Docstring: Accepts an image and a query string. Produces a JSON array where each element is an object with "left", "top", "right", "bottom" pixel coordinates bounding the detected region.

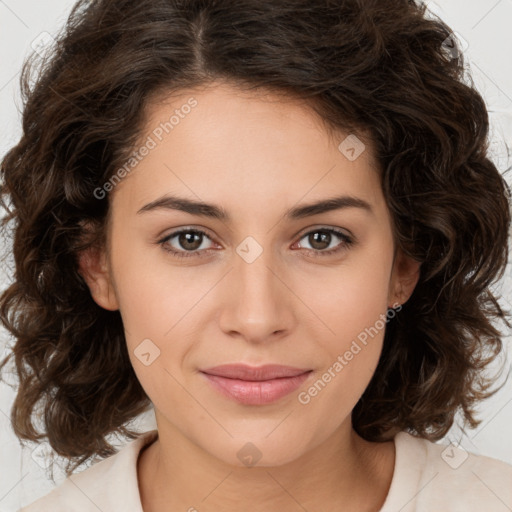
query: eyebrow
[{"left": 136, "top": 194, "right": 373, "bottom": 220}]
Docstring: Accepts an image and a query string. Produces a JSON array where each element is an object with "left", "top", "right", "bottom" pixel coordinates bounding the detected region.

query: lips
[
  {"left": 201, "top": 364, "right": 311, "bottom": 381},
  {"left": 200, "top": 364, "right": 313, "bottom": 405}
]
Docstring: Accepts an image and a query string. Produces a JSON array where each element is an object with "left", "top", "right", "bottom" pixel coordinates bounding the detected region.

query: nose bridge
[
  {"left": 237, "top": 238, "right": 275, "bottom": 297},
  {"left": 219, "top": 235, "right": 293, "bottom": 339},
  {"left": 234, "top": 235, "right": 280, "bottom": 310}
]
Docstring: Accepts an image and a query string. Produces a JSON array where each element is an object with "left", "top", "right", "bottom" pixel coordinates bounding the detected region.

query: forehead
[
  {"left": 110, "top": 81, "right": 383, "bottom": 217},
  {"left": 139, "top": 79, "right": 375, "bottom": 158}
]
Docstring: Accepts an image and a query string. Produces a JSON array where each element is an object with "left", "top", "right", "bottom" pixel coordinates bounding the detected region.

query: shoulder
[
  {"left": 18, "top": 430, "right": 158, "bottom": 512},
  {"left": 380, "top": 431, "right": 512, "bottom": 512}
]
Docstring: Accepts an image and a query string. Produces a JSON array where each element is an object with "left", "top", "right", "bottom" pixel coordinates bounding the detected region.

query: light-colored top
[{"left": 19, "top": 429, "right": 512, "bottom": 511}]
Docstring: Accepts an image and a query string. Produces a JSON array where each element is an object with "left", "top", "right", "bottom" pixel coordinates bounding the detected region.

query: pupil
[
  {"left": 310, "top": 231, "right": 330, "bottom": 250},
  {"left": 180, "top": 232, "right": 201, "bottom": 250}
]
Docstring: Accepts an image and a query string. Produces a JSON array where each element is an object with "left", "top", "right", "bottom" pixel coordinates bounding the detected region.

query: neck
[{"left": 137, "top": 419, "right": 395, "bottom": 512}]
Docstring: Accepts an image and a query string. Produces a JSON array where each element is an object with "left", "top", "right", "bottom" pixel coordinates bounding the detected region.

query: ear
[
  {"left": 77, "top": 245, "right": 119, "bottom": 311},
  {"left": 388, "top": 247, "right": 421, "bottom": 308}
]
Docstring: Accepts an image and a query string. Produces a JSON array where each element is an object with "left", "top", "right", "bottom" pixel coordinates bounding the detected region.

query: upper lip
[{"left": 201, "top": 364, "right": 311, "bottom": 381}]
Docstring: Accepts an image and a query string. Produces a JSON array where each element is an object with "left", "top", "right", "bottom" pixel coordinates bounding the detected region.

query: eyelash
[{"left": 157, "top": 227, "right": 354, "bottom": 259}]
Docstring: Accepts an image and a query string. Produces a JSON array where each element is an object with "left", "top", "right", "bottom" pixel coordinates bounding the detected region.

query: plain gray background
[{"left": 1, "top": 1, "right": 512, "bottom": 510}]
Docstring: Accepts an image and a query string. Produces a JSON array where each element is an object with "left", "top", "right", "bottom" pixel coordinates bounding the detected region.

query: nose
[{"left": 217, "top": 240, "right": 296, "bottom": 344}]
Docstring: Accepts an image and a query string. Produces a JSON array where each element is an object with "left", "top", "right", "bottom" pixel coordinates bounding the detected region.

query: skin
[{"left": 79, "top": 81, "right": 421, "bottom": 512}]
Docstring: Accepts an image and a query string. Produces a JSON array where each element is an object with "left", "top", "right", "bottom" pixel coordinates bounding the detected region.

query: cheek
[
  {"left": 294, "top": 267, "right": 392, "bottom": 435},
  {"left": 109, "top": 239, "right": 217, "bottom": 382},
  {"left": 303, "top": 245, "right": 393, "bottom": 348},
  {"left": 109, "top": 228, "right": 195, "bottom": 333},
  {"left": 296, "top": 241, "right": 393, "bottom": 405}
]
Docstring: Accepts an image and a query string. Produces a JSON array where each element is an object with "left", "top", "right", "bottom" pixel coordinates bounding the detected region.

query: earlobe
[{"left": 77, "top": 246, "right": 119, "bottom": 311}]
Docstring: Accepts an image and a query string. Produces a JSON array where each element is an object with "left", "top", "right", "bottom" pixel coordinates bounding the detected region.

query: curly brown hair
[{"left": 1, "top": 0, "right": 511, "bottom": 479}]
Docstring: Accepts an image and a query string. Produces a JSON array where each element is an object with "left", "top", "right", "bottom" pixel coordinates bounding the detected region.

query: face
[{"left": 80, "top": 81, "right": 420, "bottom": 468}]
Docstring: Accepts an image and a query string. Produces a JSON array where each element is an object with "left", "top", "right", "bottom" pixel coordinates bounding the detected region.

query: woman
[{"left": 1, "top": 0, "right": 511, "bottom": 510}]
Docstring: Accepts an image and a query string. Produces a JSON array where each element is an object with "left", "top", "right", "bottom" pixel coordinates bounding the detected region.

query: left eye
[
  {"left": 158, "top": 227, "right": 354, "bottom": 259},
  {"left": 295, "top": 228, "right": 353, "bottom": 254}
]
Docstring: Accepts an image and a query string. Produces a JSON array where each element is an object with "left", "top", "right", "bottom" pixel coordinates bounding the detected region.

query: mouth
[{"left": 200, "top": 364, "right": 313, "bottom": 405}]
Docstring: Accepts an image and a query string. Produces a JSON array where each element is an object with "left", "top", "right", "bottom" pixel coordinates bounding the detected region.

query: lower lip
[{"left": 201, "top": 371, "right": 312, "bottom": 405}]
